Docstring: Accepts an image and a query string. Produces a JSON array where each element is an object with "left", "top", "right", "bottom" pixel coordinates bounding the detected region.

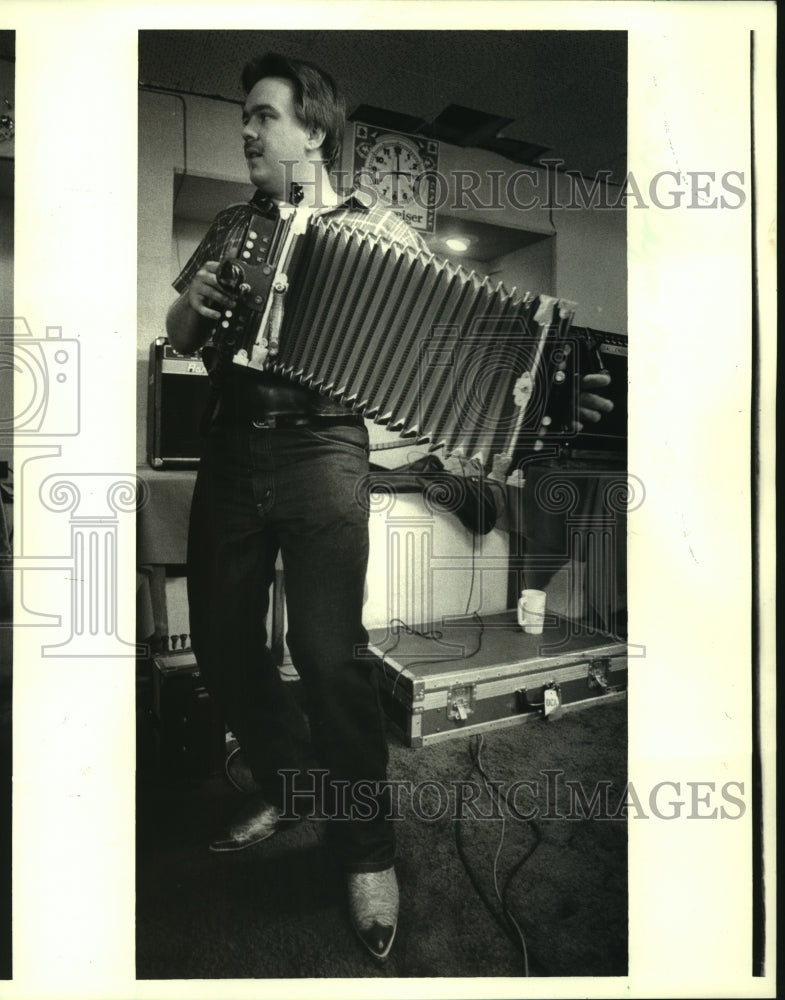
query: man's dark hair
[{"left": 241, "top": 52, "right": 346, "bottom": 172}]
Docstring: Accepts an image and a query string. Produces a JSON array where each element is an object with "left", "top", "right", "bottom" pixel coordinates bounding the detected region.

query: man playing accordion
[{"left": 166, "top": 51, "right": 612, "bottom": 962}]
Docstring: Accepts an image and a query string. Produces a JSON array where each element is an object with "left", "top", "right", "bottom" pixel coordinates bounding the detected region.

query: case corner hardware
[{"left": 588, "top": 657, "right": 625, "bottom": 694}]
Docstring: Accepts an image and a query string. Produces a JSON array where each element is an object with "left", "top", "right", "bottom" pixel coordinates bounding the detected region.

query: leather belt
[
  {"left": 212, "top": 399, "right": 363, "bottom": 431},
  {"left": 248, "top": 413, "right": 364, "bottom": 431},
  {"left": 212, "top": 371, "right": 360, "bottom": 430}
]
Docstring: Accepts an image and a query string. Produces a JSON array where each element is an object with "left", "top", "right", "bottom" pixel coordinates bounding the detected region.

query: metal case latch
[
  {"left": 447, "top": 684, "right": 476, "bottom": 722},
  {"left": 588, "top": 658, "right": 611, "bottom": 691}
]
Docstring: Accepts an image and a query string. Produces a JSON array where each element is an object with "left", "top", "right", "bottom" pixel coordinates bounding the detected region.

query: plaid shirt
[{"left": 173, "top": 189, "right": 429, "bottom": 294}]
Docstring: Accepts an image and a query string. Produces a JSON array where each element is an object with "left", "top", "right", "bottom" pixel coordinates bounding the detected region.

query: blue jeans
[{"left": 187, "top": 419, "right": 394, "bottom": 872}]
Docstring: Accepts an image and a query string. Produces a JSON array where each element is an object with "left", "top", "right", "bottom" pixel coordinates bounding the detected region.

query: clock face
[
  {"left": 363, "top": 135, "right": 426, "bottom": 210},
  {"left": 353, "top": 124, "right": 439, "bottom": 232}
]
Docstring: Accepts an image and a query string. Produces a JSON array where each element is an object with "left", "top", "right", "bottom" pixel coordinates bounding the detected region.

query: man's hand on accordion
[
  {"left": 167, "top": 260, "right": 239, "bottom": 355},
  {"left": 575, "top": 371, "right": 614, "bottom": 433},
  {"left": 187, "top": 260, "right": 237, "bottom": 321}
]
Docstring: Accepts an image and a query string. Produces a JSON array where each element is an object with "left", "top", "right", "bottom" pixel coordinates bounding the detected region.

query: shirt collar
[
  {"left": 338, "top": 188, "right": 374, "bottom": 211},
  {"left": 249, "top": 187, "right": 372, "bottom": 217}
]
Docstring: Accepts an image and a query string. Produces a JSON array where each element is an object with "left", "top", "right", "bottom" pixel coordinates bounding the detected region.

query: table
[{"left": 136, "top": 467, "right": 196, "bottom": 644}]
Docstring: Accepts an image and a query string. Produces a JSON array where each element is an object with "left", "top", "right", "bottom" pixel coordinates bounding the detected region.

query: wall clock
[{"left": 352, "top": 123, "right": 439, "bottom": 233}]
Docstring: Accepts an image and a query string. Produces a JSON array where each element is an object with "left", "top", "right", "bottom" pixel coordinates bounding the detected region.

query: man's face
[{"left": 242, "top": 76, "right": 315, "bottom": 199}]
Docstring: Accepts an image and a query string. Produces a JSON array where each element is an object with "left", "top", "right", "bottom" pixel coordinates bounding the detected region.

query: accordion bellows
[{"left": 221, "top": 216, "right": 577, "bottom": 465}]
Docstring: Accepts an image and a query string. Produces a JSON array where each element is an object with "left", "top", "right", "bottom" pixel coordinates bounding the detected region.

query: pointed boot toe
[{"left": 348, "top": 867, "right": 399, "bottom": 961}]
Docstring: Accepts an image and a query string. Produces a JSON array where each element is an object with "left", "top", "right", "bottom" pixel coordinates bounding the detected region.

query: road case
[{"left": 368, "top": 609, "right": 626, "bottom": 747}]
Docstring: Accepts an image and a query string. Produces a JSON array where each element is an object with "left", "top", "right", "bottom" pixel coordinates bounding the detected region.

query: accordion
[{"left": 209, "top": 206, "right": 588, "bottom": 468}]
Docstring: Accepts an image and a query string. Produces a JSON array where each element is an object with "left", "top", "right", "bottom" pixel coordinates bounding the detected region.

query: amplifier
[
  {"left": 150, "top": 649, "right": 225, "bottom": 779},
  {"left": 146, "top": 337, "right": 211, "bottom": 469},
  {"left": 572, "top": 329, "right": 627, "bottom": 454}
]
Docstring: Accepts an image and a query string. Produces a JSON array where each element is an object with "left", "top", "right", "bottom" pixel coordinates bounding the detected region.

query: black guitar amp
[
  {"left": 569, "top": 329, "right": 627, "bottom": 455},
  {"left": 146, "top": 337, "right": 212, "bottom": 469},
  {"left": 149, "top": 648, "right": 225, "bottom": 779}
]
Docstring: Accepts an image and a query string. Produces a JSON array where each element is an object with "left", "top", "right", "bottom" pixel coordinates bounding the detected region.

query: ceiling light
[{"left": 444, "top": 237, "right": 470, "bottom": 253}]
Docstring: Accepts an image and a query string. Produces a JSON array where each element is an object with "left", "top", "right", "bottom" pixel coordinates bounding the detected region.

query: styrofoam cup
[{"left": 518, "top": 589, "right": 546, "bottom": 635}]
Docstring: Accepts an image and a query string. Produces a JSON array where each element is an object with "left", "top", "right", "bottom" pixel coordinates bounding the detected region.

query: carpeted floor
[{"left": 136, "top": 692, "right": 627, "bottom": 979}]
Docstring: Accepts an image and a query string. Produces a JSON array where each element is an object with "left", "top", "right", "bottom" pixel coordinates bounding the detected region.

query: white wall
[
  {"left": 365, "top": 492, "right": 509, "bottom": 628},
  {"left": 489, "top": 239, "right": 555, "bottom": 303},
  {"left": 551, "top": 172, "right": 627, "bottom": 333}
]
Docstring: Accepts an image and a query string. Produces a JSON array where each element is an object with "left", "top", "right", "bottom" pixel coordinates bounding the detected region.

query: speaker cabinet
[
  {"left": 573, "top": 329, "right": 627, "bottom": 454},
  {"left": 146, "top": 337, "right": 212, "bottom": 469},
  {"left": 149, "top": 648, "right": 225, "bottom": 779}
]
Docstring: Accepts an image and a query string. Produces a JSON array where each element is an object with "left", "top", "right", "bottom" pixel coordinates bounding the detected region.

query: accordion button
[
  {"left": 249, "top": 231, "right": 258, "bottom": 239},
  {"left": 243, "top": 251, "right": 251, "bottom": 259}
]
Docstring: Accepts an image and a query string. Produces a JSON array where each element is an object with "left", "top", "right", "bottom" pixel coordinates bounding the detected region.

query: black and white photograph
[
  {"left": 0, "top": 2, "right": 777, "bottom": 998},
  {"left": 0, "top": 27, "right": 13, "bottom": 987},
  {"left": 133, "top": 28, "right": 629, "bottom": 979}
]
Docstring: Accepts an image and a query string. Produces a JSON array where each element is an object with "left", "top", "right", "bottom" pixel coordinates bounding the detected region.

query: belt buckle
[{"left": 251, "top": 416, "right": 276, "bottom": 430}]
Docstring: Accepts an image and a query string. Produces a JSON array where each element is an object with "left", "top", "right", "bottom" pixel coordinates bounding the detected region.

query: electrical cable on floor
[
  {"left": 452, "top": 780, "right": 524, "bottom": 968},
  {"left": 473, "top": 736, "right": 549, "bottom": 976},
  {"left": 474, "top": 734, "right": 531, "bottom": 975},
  {"left": 452, "top": 735, "right": 549, "bottom": 976},
  {"left": 500, "top": 814, "right": 542, "bottom": 945},
  {"left": 224, "top": 743, "right": 245, "bottom": 793}
]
